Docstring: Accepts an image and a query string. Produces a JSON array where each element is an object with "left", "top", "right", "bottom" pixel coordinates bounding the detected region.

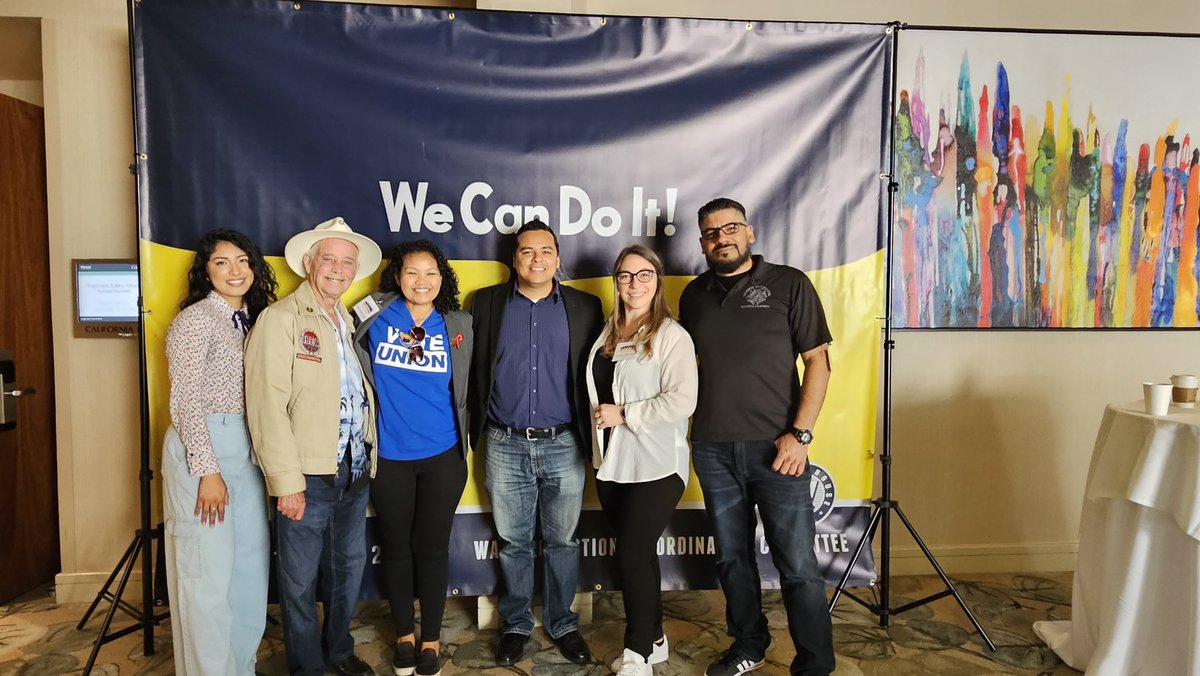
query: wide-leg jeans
[{"left": 162, "top": 416, "right": 269, "bottom": 676}]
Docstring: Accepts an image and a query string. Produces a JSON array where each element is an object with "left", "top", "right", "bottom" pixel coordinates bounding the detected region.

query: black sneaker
[
  {"left": 705, "top": 649, "right": 764, "bottom": 676},
  {"left": 329, "top": 654, "right": 373, "bottom": 676},
  {"left": 416, "top": 647, "right": 441, "bottom": 676},
  {"left": 392, "top": 642, "right": 416, "bottom": 676}
]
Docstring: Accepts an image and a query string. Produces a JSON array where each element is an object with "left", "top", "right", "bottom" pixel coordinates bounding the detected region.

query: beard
[{"left": 706, "top": 244, "right": 751, "bottom": 274}]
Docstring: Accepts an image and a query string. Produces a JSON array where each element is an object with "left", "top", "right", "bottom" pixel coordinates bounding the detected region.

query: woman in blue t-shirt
[{"left": 353, "top": 239, "right": 473, "bottom": 676}]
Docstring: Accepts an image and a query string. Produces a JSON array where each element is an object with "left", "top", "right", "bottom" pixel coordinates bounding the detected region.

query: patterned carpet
[{"left": 0, "top": 573, "right": 1079, "bottom": 675}]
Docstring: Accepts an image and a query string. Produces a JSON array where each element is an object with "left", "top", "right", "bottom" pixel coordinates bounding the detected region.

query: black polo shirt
[{"left": 679, "top": 255, "right": 832, "bottom": 442}]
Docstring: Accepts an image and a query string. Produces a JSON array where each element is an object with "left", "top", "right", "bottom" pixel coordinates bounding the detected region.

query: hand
[
  {"left": 194, "top": 474, "right": 229, "bottom": 527},
  {"left": 277, "top": 492, "right": 306, "bottom": 521},
  {"left": 593, "top": 404, "right": 624, "bottom": 430},
  {"left": 772, "top": 433, "right": 809, "bottom": 476}
]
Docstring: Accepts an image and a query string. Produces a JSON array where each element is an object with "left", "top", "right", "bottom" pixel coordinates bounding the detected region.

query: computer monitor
[{"left": 72, "top": 259, "right": 139, "bottom": 338}]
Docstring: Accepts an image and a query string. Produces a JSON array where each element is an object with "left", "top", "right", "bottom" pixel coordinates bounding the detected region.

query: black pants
[
  {"left": 370, "top": 447, "right": 467, "bottom": 639},
  {"left": 595, "top": 474, "right": 686, "bottom": 659}
]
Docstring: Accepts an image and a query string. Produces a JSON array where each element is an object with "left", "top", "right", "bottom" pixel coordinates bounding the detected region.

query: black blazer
[{"left": 468, "top": 280, "right": 604, "bottom": 452}]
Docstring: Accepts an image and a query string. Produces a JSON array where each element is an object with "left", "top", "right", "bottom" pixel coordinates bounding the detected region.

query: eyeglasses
[
  {"left": 616, "top": 269, "right": 656, "bottom": 285},
  {"left": 404, "top": 326, "right": 426, "bottom": 361},
  {"left": 699, "top": 222, "right": 747, "bottom": 242}
]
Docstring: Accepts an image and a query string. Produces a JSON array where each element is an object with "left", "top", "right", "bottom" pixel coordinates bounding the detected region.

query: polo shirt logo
[{"left": 742, "top": 284, "right": 771, "bottom": 308}]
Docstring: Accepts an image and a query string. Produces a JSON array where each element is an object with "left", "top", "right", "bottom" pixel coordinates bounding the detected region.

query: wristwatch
[{"left": 790, "top": 427, "right": 814, "bottom": 445}]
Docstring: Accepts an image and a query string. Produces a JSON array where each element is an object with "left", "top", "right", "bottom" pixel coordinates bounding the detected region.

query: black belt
[{"left": 490, "top": 419, "right": 574, "bottom": 441}]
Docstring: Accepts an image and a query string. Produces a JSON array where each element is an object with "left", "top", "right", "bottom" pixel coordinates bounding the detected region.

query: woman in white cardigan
[{"left": 586, "top": 244, "right": 698, "bottom": 676}]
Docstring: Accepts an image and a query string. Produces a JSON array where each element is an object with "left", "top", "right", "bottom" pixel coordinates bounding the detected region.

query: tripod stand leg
[
  {"left": 893, "top": 503, "right": 997, "bottom": 651},
  {"left": 82, "top": 531, "right": 143, "bottom": 675},
  {"left": 829, "top": 502, "right": 884, "bottom": 611},
  {"left": 76, "top": 534, "right": 140, "bottom": 630}
]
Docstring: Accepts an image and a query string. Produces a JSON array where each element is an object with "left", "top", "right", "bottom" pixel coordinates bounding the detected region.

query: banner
[{"left": 133, "top": 0, "right": 888, "bottom": 591}]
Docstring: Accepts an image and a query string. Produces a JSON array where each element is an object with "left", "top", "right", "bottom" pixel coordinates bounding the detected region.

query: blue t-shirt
[{"left": 367, "top": 301, "right": 457, "bottom": 460}]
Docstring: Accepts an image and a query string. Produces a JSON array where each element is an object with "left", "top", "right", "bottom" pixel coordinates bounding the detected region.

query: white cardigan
[{"left": 584, "top": 317, "right": 698, "bottom": 485}]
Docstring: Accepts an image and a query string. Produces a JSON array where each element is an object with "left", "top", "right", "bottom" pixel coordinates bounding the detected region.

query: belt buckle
[{"left": 525, "top": 427, "right": 537, "bottom": 441}]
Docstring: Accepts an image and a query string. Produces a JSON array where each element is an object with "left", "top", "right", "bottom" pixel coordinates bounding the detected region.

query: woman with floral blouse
[{"left": 162, "top": 229, "right": 277, "bottom": 675}]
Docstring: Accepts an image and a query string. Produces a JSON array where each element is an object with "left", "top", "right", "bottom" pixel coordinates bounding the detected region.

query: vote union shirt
[{"left": 367, "top": 301, "right": 457, "bottom": 460}]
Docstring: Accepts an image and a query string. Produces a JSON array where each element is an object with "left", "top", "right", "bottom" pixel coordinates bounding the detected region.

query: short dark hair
[
  {"left": 181, "top": 228, "right": 278, "bottom": 324},
  {"left": 515, "top": 218, "right": 559, "bottom": 253},
  {"left": 379, "top": 239, "right": 462, "bottom": 313},
  {"left": 697, "top": 197, "right": 747, "bottom": 225}
]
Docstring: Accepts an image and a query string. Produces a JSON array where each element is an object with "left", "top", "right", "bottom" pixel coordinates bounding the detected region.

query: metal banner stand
[{"left": 827, "top": 23, "right": 996, "bottom": 652}]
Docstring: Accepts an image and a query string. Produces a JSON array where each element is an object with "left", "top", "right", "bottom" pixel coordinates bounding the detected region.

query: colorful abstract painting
[{"left": 894, "top": 30, "right": 1200, "bottom": 328}]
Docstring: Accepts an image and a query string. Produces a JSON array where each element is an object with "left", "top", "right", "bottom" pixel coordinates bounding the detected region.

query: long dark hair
[
  {"left": 180, "top": 229, "right": 278, "bottom": 324},
  {"left": 379, "top": 239, "right": 461, "bottom": 313}
]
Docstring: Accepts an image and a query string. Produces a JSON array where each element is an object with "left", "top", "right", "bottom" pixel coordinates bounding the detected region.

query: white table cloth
[{"left": 1034, "top": 400, "right": 1200, "bottom": 675}]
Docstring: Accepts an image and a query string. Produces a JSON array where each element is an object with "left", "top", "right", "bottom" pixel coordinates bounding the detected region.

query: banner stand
[
  {"left": 74, "top": 3, "right": 171, "bottom": 673},
  {"left": 826, "top": 22, "right": 996, "bottom": 652}
]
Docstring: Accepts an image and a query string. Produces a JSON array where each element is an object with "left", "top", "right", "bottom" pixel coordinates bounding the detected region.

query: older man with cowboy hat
[{"left": 245, "top": 217, "right": 382, "bottom": 676}]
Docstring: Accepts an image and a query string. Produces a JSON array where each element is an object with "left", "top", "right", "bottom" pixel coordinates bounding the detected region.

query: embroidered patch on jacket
[{"left": 299, "top": 329, "right": 321, "bottom": 354}]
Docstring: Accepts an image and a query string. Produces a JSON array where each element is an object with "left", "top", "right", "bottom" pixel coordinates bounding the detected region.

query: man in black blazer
[{"left": 469, "top": 220, "right": 603, "bottom": 666}]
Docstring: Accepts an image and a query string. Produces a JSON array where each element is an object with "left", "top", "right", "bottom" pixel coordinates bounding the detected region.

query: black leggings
[
  {"left": 595, "top": 474, "right": 686, "bottom": 659},
  {"left": 370, "top": 447, "right": 467, "bottom": 639}
]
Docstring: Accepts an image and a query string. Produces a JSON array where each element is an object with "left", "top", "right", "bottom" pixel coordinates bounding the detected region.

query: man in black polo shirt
[
  {"left": 468, "top": 219, "right": 604, "bottom": 667},
  {"left": 679, "top": 197, "right": 834, "bottom": 676}
]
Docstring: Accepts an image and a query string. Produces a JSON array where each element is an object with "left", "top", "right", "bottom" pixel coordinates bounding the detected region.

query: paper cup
[
  {"left": 1145, "top": 382, "right": 1173, "bottom": 415},
  {"left": 1171, "top": 374, "right": 1199, "bottom": 408}
]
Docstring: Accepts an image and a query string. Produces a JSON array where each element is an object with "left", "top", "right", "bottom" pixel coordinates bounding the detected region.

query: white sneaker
[
  {"left": 610, "top": 635, "right": 668, "bottom": 672},
  {"left": 614, "top": 648, "right": 652, "bottom": 676}
]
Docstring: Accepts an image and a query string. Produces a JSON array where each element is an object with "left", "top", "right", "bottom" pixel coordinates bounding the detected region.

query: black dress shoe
[
  {"left": 495, "top": 632, "right": 529, "bottom": 666},
  {"left": 329, "top": 653, "right": 373, "bottom": 676},
  {"left": 551, "top": 630, "right": 592, "bottom": 664}
]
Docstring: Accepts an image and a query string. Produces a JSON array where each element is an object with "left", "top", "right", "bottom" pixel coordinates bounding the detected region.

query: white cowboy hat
[{"left": 284, "top": 216, "right": 382, "bottom": 281}]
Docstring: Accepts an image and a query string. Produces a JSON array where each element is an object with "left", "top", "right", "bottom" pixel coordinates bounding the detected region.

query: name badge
[
  {"left": 353, "top": 295, "right": 381, "bottom": 323},
  {"left": 613, "top": 341, "right": 638, "bottom": 361}
]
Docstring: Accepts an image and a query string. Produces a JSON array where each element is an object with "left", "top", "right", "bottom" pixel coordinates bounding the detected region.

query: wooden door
[{"left": 0, "top": 92, "right": 59, "bottom": 603}]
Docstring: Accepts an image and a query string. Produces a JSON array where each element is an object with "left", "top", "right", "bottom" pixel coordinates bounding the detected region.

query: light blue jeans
[
  {"left": 483, "top": 423, "right": 585, "bottom": 638},
  {"left": 162, "top": 415, "right": 269, "bottom": 676}
]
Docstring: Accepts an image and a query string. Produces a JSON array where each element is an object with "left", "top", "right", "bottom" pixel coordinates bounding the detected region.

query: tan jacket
[{"left": 245, "top": 282, "right": 377, "bottom": 496}]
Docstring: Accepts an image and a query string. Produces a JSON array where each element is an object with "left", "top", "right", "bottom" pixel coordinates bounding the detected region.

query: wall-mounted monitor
[{"left": 72, "top": 259, "right": 139, "bottom": 338}]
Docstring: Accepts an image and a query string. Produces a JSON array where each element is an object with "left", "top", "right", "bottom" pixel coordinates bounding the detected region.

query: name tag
[
  {"left": 613, "top": 341, "right": 638, "bottom": 361},
  {"left": 352, "top": 295, "right": 381, "bottom": 323}
]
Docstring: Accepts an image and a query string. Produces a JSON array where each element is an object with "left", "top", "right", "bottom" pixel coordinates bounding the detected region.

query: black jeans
[
  {"left": 370, "top": 447, "right": 467, "bottom": 639},
  {"left": 595, "top": 474, "right": 685, "bottom": 659}
]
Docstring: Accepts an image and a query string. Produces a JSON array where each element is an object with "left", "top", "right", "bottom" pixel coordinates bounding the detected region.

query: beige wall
[{"left": 2, "top": 0, "right": 1197, "bottom": 602}]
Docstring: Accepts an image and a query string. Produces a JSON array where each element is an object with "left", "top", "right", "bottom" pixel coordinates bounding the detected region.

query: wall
[{"left": 0, "top": 0, "right": 1196, "bottom": 603}]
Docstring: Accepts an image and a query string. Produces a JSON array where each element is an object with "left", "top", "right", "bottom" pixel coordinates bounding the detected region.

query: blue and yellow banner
[{"left": 133, "top": 0, "right": 890, "bottom": 589}]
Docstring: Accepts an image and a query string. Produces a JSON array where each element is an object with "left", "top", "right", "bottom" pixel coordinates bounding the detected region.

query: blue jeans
[
  {"left": 484, "top": 423, "right": 585, "bottom": 638},
  {"left": 274, "top": 466, "right": 370, "bottom": 676},
  {"left": 693, "top": 440, "right": 834, "bottom": 676},
  {"left": 162, "top": 417, "right": 269, "bottom": 675}
]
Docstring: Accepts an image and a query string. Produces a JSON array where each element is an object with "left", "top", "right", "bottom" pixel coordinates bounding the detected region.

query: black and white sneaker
[
  {"left": 705, "top": 649, "right": 764, "bottom": 676},
  {"left": 392, "top": 642, "right": 416, "bottom": 676}
]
